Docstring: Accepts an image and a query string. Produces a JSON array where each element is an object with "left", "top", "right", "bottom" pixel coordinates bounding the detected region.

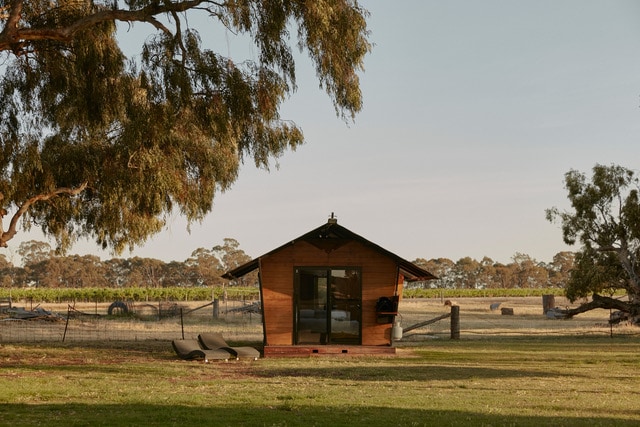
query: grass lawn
[{"left": 1, "top": 337, "right": 639, "bottom": 426}]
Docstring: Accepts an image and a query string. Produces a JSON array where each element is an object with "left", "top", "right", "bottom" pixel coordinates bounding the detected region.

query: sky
[{"left": 10, "top": 0, "right": 640, "bottom": 266}]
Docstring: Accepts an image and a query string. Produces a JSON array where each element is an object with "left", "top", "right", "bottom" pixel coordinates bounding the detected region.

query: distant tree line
[
  {"left": 411, "top": 252, "right": 575, "bottom": 290},
  {"left": 0, "top": 238, "right": 257, "bottom": 288},
  {"left": 0, "top": 237, "right": 574, "bottom": 290}
]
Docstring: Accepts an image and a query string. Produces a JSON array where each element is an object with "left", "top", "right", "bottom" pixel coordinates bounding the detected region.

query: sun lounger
[
  {"left": 198, "top": 333, "right": 260, "bottom": 360},
  {"left": 171, "top": 339, "right": 232, "bottom": 362}
]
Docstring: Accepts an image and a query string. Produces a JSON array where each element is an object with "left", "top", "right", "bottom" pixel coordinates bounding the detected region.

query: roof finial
[{"left": 328, "top": 212, "right": 338, "bottom": 224}]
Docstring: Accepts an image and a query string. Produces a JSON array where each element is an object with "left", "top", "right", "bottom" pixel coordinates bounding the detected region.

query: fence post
[
  {"left": 180, "top": 308, "right": 184, "bottom": 339},
  {"left": 213, "top": 298, "right": 219, "bottom": 319},
  {"left": 63, "top": 305, "right": 71, "bottom": 342},
  {"left": 450, "top": 305, "right": 460, "bottom": 340},
  {"left": 542, "top": 294, "right": 555, "bottom": 315}
]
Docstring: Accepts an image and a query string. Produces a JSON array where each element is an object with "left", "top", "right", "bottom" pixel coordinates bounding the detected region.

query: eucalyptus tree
[
  {"left": 212, "top": 237, "right": 250, "bottom": 270},
  {"left": 185, "top": 247, "right": 224, "bottom": 287},
  {"left": 477, "top": 256, "right": 497, "bottom": 288},
  {"left": 493, "top": 262, "right": 517, "bottom": 288},
  {"left": 0, "top": 0, "right": 371, "bottom": 253},
  {"left": 211, "top": 237, "right": 255, "bottom": 285},
  {"left": 547, "top": 251, "right": 575, "bottom": 288},
  {"left": 17, "top": 240, "right": 52, "bottom": 267},
  {"left": 127, "top": 257, "right": 166, "bottom": 287},
  {"left": 511, "top": 253, "right": 548, "bottom": 289},
  {"left": 0, "top": 254, "right": 15, "bottom": 287},
  {"left": 103, "top": 258, "right": 130, "bottom": 287},
  {"left": 453, "top": 257, "right": 482, "bottom": 289},
  {"left": 0, "top": 254, "right": 11, "bottom": 270},
  {"left": 411, "top": 258, "right": 453, "bottom": 289},
  {"left": 546, "top": 164, "right": 640, "bottom": 322},
  {"left": 29, "top": 254, "right": 107, "bottom": 287}
]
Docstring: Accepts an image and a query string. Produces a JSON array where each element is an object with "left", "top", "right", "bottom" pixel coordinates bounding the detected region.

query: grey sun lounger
[
  {"left": 171, "top": 339, "right": 232, "bottom": 362},
  {"left": 198, "top": 333, "right": 260, "bottom": 360}
]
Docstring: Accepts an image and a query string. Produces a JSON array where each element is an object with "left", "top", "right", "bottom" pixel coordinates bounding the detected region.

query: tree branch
[
  {"left": 0, "top": 182, "right": 88, "bottom": 247},
  {"left": 563, "top": 294, "right": 630, "bottom": 319},
  {"left": 1, "top": 0, "right": 24, "bottom": 52},
  {"left": 0, "top": 0, "right": 210, "bottom": 52}
]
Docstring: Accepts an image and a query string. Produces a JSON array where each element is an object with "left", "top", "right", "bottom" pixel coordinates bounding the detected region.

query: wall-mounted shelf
[{"left": 376, "top": 312, "right": 397, "bottom": 324}]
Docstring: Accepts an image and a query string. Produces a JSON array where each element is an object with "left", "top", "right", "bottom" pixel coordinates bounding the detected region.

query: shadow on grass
[
  {"left": 0, "top": 361, "right": 570, "bottom": 386},
  {"left": 0, "top": 403, "right": 637, "bottom": 426},
  {"left": 252, "top": 364, "right": 570, "bottom": 382},
  {"left": 1, "top": 341, "right": 571, "bottom": 381}
]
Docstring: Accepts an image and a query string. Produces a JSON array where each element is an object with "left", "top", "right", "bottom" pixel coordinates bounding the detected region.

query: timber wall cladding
[{"left": 260, "top": 240, "right": 398, "bottom": 346}]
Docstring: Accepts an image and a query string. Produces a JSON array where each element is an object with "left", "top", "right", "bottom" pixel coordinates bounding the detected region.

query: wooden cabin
[{"left": 223, "top": 216, "right": 436, "bottom": 357}]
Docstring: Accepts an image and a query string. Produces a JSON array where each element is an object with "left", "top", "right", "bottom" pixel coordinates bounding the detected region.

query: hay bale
[{"left": 501, "top": 307, "right": 514, "bottom": 315}]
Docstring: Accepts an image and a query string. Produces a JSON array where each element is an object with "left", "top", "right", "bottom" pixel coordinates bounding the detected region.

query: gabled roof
[{"left": 222, "top": 218, "right": 437, "bottom": 281}]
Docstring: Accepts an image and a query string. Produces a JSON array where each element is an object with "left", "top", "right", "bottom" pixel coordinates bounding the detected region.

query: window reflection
[{"left": 295, "top": 268, "right": 361, "bottom": 345}]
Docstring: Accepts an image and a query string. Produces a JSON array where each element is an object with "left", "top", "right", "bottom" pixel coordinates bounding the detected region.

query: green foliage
[
  {"left": 547, "top": 164, "right": 640, "bottom": 305},
  {"left": 403, "top": 287, "right": 566, "bottom": 299},
  {"left": 0, "top": 237, "right": 258, "bottom": 288},
  {"left": 564, "top": 249, "right": 628, "bottom": 301},
  {"left": 0, "top": 1, "right": 371, "bottom": 253},
  {"left": 412, "top": 253, "right": 570, "bottom": 290},
  {"left": 1, "top": 240, "right": 573, "bottom": 289},
  {"left": 0, "top": 286, "right": 258, "bottom": 303},
  {"left": 0, "top": 286, "right": 572, "bottom": 303},
  {"left": 547, "top": 164, "right": 640, "bottom": 249}
]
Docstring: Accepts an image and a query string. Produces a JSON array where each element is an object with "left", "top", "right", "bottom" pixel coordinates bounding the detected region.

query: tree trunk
[
  {"left": 563, "top": 294, "right": 640, "bottom": 324},
  {"left": 542, "top": 294, "right": 555, "bottom": 314}
]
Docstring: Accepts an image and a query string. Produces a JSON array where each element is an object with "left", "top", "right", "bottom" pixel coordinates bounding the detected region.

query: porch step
[{"left": 263, "top": 345, "right": 396, "bottom": 357}]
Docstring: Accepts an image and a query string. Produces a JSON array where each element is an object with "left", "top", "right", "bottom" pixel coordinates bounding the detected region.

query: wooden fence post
[
  {"left": 180, "top": 308, "right": 184, "bottom": 339},
  {"left": 62, "top": 305, "right": 71, "bottom": 342},
  {"left": 213, "top": 298, "right": 219, "bottom": 319},
  {"left": 450, "top": 305, "right": 460, "bottom": 340},
  {"left": 542, "top": 294, "right": 555, "bottom": 315}
]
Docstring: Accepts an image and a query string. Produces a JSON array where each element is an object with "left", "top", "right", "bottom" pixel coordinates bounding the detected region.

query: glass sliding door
[
  {"left": 295, "top": 268, "right": 328, "bottom": 345},
  {"left": 328, "top": 269, "right": 361, "bottom": 344},
  {"left": 294, "top": 267, "right": 361, "bottom": 345}
]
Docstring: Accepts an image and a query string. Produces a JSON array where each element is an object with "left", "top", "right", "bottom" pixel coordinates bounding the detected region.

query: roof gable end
[{"left": 223, "top": 220, "right": 437, "bottom": 281}]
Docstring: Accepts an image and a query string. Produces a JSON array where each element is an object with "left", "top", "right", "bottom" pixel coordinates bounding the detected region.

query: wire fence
[
  {"left": 0, "top": 299, "right": 263, "bottom": 344},
  {"left": 1, "top": 296, "right": 638, "bottom": 344},
  {"left": 396, "top": 296, "right": 640, "bottom": 340}
]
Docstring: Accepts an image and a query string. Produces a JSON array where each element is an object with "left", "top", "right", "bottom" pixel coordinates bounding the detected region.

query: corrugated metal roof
[{"left": 222, "top": 219, "right": 437, "bottom": 281}]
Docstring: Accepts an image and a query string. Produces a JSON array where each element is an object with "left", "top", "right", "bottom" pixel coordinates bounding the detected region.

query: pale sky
[{"left": 11, "top": 0, "right": 640, "bottom": 265}]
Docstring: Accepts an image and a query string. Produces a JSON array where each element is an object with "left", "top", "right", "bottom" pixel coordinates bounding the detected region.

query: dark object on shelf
[
  {"left": 375, "top": 296, "right": 397, "bottom": 313},
  {"left": 376, "top": 296, "right": 398, "bottom": 323}
]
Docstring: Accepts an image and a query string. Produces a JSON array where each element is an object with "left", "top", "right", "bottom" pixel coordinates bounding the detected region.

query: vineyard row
[{"left": 0, "top": 287, "right": 568, "bottom": 304}]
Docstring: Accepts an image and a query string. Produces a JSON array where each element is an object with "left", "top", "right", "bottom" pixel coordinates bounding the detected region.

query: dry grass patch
[
  {"left": 1, "top": 335, "right": 640, "bottom": 426},
  {"left": 398, "top": 296, "right": 622, "bottom": 339}
]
